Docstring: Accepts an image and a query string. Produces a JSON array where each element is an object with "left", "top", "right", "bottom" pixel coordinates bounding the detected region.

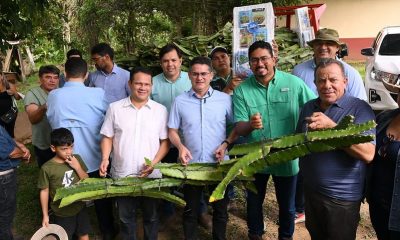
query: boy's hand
[
  {"left": 66, "top": 155, "right": 80, "bottom": 169},
  {"left": 42, "top": 215, "right": 49, "bottom": 227}
]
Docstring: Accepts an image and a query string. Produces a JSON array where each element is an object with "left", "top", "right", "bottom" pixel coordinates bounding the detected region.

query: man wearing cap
[
  {"left": 292, "top": 28, "right": 367, "bottom": 224},
  {"left": 210, "top": 46, "right": 243, "bottom": 94},
  {"left": 293, "top": 28, "right": 367, "bottom": 100},
  {"left": 233, "top": 41, "right": 316, "bottom": 240},
  {"left": 297, "top": 58, "right": 375, "bottom": 239}
]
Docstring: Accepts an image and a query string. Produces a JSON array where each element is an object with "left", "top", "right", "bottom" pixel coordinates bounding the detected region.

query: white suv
[{"left": 361, "top": 26, "right": 400, "bottom": 110}]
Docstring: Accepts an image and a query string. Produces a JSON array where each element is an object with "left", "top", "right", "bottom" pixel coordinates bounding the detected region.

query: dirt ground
[{"left": 15, "top": 112, "right": 377, "bottom": 240}]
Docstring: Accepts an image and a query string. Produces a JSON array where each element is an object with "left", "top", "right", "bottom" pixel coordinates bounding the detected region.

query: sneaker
[{"left": 295, "top": 212, "right": 305, "bottom": 224}]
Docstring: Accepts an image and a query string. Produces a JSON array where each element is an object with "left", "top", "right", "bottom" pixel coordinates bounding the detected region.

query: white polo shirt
[{"left": 100, "top": 97, "right": 168, "bottom": 178}]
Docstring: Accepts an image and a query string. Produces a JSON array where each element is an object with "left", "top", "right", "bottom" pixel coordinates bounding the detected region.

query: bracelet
[{"left": 221, "top": 140, "right": 231, "bottom": 146}]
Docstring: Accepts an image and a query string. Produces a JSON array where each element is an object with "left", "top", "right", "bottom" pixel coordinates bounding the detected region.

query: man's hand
[
  {"left": 306, "top": 112, "right": 337, "bottom": 130},
  {"left": 215, "top": 142, "right": 228, "bottom": 162},
  {"left": 178, "top": 145, "right": 193, "bottom": 166},
  {"left": 139, "top": 164, "right": 154, "bottom": 178},
  {"left": 99, "top": 159, "right": 109, "bottom": 177},
  {"left": 250, "top": 113, "right": 263, "bottom": 129},
  {"left": 225, "top": 76, "right": 243, "bottom": 93},
  {"left": 42, "top": 215, "right": 50, "bottom": 228}
]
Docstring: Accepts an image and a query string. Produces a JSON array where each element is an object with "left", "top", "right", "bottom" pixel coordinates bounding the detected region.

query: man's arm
[
  {"left": 9, "top": 140, "right": 31, "bottom": 162},
  {"left": 40, "top": 188, "right": 50, "bottom": 227},
  {"left": 169, "top": 128, "right": 192, "bottom": 165},
  {"left": 140, "top": 139, "right": 170, "bottom": 177},
  {"left": 25, "top": 104, "right": 47, "bottom": 124},
  {"left": 223, "top": 77, "right": 243, "bottom": 95},
  {"left": 235, "top": 113, "right": 263, "bottom": 137},
  {"left": 99, "top": 136, "right": 113, "bottom": 177}
]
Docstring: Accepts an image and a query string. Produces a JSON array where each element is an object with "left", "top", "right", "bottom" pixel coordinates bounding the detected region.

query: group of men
[{"left": 0, "top": 27, "right": 375, "bottom": 240}]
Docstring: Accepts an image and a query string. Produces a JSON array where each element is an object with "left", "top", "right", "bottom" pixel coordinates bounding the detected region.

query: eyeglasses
[
  {"left": 250, "top": 56, "right": 272, "bottom": 65},
  {"left": 378, "top": 133, "right": 395, "bottom": 159},
  {"left": 190, "top": 72, "right": 211, "bottom": 78}
]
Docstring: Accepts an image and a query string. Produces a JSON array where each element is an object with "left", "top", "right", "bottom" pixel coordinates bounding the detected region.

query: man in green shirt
[
  {"left": 233, "top": 41, "right": 315, "bottom": 240},
  {"left": 24, "top": 65, "right": 60, "bottom": 167}
]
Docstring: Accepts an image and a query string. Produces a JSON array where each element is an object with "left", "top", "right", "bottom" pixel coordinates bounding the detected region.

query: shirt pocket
[{"left": 270, "top": 93, "right": 292, "bottom": 121}]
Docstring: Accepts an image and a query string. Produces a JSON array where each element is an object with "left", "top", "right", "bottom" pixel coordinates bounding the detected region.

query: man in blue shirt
[
  {"left": 297, "top": 58, "right": 375, "bottom": 239},
  {"left": 88, "top": 43, "right": 130, "bottom": 104},
  {"left": 168, "top": 56, "right": 237, "bottom": 240},
  {"left": 47, "top": 58, "right": 116, "bottom": 239},
  {"left": 0, "top": 126, "right": 30, "bottom": 239}
]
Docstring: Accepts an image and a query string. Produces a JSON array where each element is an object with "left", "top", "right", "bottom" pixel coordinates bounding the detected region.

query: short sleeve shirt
[
  {"left": 233, "top": 70, "right": 316, "bottom": 176},
  {"left": 24, "top": 87, "right": 52, "bottom": 149},
  {"left": 297, "top": 95, "right": 375, "bottom": 201},
  {"left": 37, "top": 155, "right": 88, "bottom": 217},
  {"left": 100, "top": 98, "right": 168, "bottom": 178},
  {"left": 0, "top": 126, "right": 18, "bottom": 170},
  {"left": 151, "top": 71, "right": 192, "bottom": 112}
]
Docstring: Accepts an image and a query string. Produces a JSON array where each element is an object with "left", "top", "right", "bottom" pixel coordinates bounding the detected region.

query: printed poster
[
  {"left": 295, "top": 7, "right": 315, "bottom": 47},
  {"left": 233, "top": 3, "right": 275, "bottom": 79}
]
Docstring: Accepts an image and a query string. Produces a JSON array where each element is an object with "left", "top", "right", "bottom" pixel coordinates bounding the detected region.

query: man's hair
[
  {"left": 51, "top": 128, "right": 74, "bottom": 146},
  {"left": 189, "top": 56, "right": 213, "bottom": 72},
  {"left": 65, "top": 58, "right": 88, "bottom": 78},
  {"left": 91, "top": 43, "right": 114, "bottom": 60},
  {"left": 66, "top": 49, "right": 82, "bottom": 59},
  {"left": 159, "top": 43, "right": 182, "bottom": 60},
  {"left": 248, "top": 41, "right": 274, "bottom": 59},
  {"left": 129, "top": 66, "right": 153, "bottom": 83},
  {"left": 39, "top": 65, "right": 60, "bottom": 78},
  {"left": 314, "top": 58, "right": 346, "bottom": 82}
]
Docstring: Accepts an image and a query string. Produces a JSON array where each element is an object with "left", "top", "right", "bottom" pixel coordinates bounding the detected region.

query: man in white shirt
[{"left": 100, "top": 67, "right": 169, "bottom": 240}]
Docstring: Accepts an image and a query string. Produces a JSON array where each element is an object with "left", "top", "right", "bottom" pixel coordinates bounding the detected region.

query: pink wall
[{"left": 340, "top": 38, "right": 375, "bottom": 61}]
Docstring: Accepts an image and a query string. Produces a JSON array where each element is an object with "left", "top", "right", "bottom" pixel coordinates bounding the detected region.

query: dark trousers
[
  {"left": 247, "top": 173, "right": 296, "bottom": 240},
  {"left": 295, "top": 170, "right": 305, "bottom": 213},
  {"left": 116, "top": 196, "right": 158, "bottom": 240},
  {"left": 183, "top": 185, "right": 229, "bottom": 240},
  {"left": 369, "top": 194, "right": 400, "bottom": 240},
  {"left": 0, "top": 170, "right": 17, "bottom": 240},
  {"left": 33, "top": 146, "right": 55, "bottom": 168},
  {"left": 304, "top": 187, "right": 361, "bottom": 240},
  {"left": 88, "top": 170, "right": 116, "bottom": 238}
]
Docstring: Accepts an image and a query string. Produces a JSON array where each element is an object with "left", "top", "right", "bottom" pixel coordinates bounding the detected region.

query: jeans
[
  {"left": 88, "top": 170, "right": 116, "bottom": 238},
  {"left": 0, "top": 170, "right": 17, "bottom": 240},
  {"left": 247, "top": 173, "right": 296, "bottom": 239},
  {"left": 33, "top": 146, "right": 55, "bottom": 168},
  {"left": 183, "top": 184, "right": 229, "bottom": 240},
  {"left": 116, "top": 196, "right": 158, "bottom": 240},
  {"left": 295, "top": 170, "right": 305, "bottom": 213}
]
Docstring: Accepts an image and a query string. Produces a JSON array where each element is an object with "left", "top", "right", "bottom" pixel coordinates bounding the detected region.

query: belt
[{"left": 0, "top": 168, "right": 14, "bottom": 176}]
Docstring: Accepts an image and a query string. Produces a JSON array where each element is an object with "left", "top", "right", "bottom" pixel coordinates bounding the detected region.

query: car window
[{"left": 379, "top": 33, "right": 400, "bottom": 55}]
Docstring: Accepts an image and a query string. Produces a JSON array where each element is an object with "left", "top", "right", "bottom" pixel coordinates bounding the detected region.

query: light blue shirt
[
  {"left": 168, "top": 88, "right": 233, "bottom": 163},
  {"left": 88, "top": 64, "right": 130, "bottom": 103},
  {"left": 151, "top": 71, "right": 192, "bottom": 112},
  {"left": 47, "top": 82, "right": 108, "bottom": 172},
  {"left": 292, "top": 59, "right": 367, "bottom": 101}
]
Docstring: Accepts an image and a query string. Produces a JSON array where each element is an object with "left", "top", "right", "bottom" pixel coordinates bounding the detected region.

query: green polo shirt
[
  {"left": 233, "top": 69, "right": 316, "bottom": 176},
  {"left": 151, "top": 71, "right": 192, "bottom": 112}
]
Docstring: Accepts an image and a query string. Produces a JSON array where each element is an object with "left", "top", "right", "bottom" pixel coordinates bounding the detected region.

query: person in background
[
  {"left": 292, "top": 28, "right": 368, "bottom": 224},
  {"left": 88, "top": 43, "right": 130, "bottom": 104},
  {"left": 24, "top": 65, "right": 60, "bottom": 167},
  {"left": 59, "top": 49, "right": 86, "bottom": 87},
  {"left": 297, "top": 58, "right": 375, "bottom": 240},
  {"left": 0, "top": 73, "right": 22, "bottom": 137},
  {"left": 233, "top": 41, "right": 315, "bottom": 240},
  {"left": 0, "top": 125, "right": 31, "bottom": 239}
]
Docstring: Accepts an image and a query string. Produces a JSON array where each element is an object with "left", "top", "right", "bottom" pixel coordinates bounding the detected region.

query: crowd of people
[{"left": 1, "top": 28, "right": 400, "bottom": 240}]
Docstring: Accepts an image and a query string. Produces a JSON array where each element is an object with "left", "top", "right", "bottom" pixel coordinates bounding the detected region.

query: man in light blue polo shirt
[
  {"left": 169, "top": 56, "right": 237, "bottom": 240},
  {"left": 47, "top": 58, "right": 116, "bottom": 240},
  {"left": 88, "top": 43, "right": 130, "bottom": 104}
]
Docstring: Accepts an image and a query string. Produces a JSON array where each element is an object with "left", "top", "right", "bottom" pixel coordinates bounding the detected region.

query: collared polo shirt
[
  {"left": 297, "top": 94, "right": 375, "bottom": 201},
  {"left": 233, "top": 70, "right": 316, "bottom": 176},
  {"left": 151, "top": 71, "right": 191, "bottom": 112},
  {"left": 88, "top": 64, "right": 130, "bottom": 104},
  {"left": 168, "top": 88, "right": 233, "bottom": 163},
  {"left": 292, "top": 58, "right": 367, "bottom": 100},
  {"left": 101, "top": 98, "right": 168, "bottom": 178},
  {"left": 47, "top": 82, "right": 108, "bottom": 173},
  {"left": 210, "top": 71, "right": 232, "bottom": 92},
  {"left": 24, "top": 87, "right": 52, "bottom": 150}
]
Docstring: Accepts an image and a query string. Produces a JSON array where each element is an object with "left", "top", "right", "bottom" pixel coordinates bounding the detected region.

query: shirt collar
[
  {"left": 252, "top": 68, "right": 278, "bottom": 88},
  {"left": 314, "top": 93, "right": 349, "bottom": 111},
  {"left": 64, "top": 81, "right": 85, "bottom": 87},
  {"left": 99, "top": 63, "right": 118, "bottom": 76},
  {"left": 122, "top": 97, "right": 152, "bottom": 109},
  {"left": 188, "top": 87, "right": 214, "bottom": 99},
  {"left": 212, "top": 70, "right": 232, "bottom": 83},
  {"left": 162, "top": 71, "right": 183, "bottom": 83}
]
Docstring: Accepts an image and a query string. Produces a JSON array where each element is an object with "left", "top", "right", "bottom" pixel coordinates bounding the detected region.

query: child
[{"left": 38, "top": 128, "right": 91, "bottom": 239}]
